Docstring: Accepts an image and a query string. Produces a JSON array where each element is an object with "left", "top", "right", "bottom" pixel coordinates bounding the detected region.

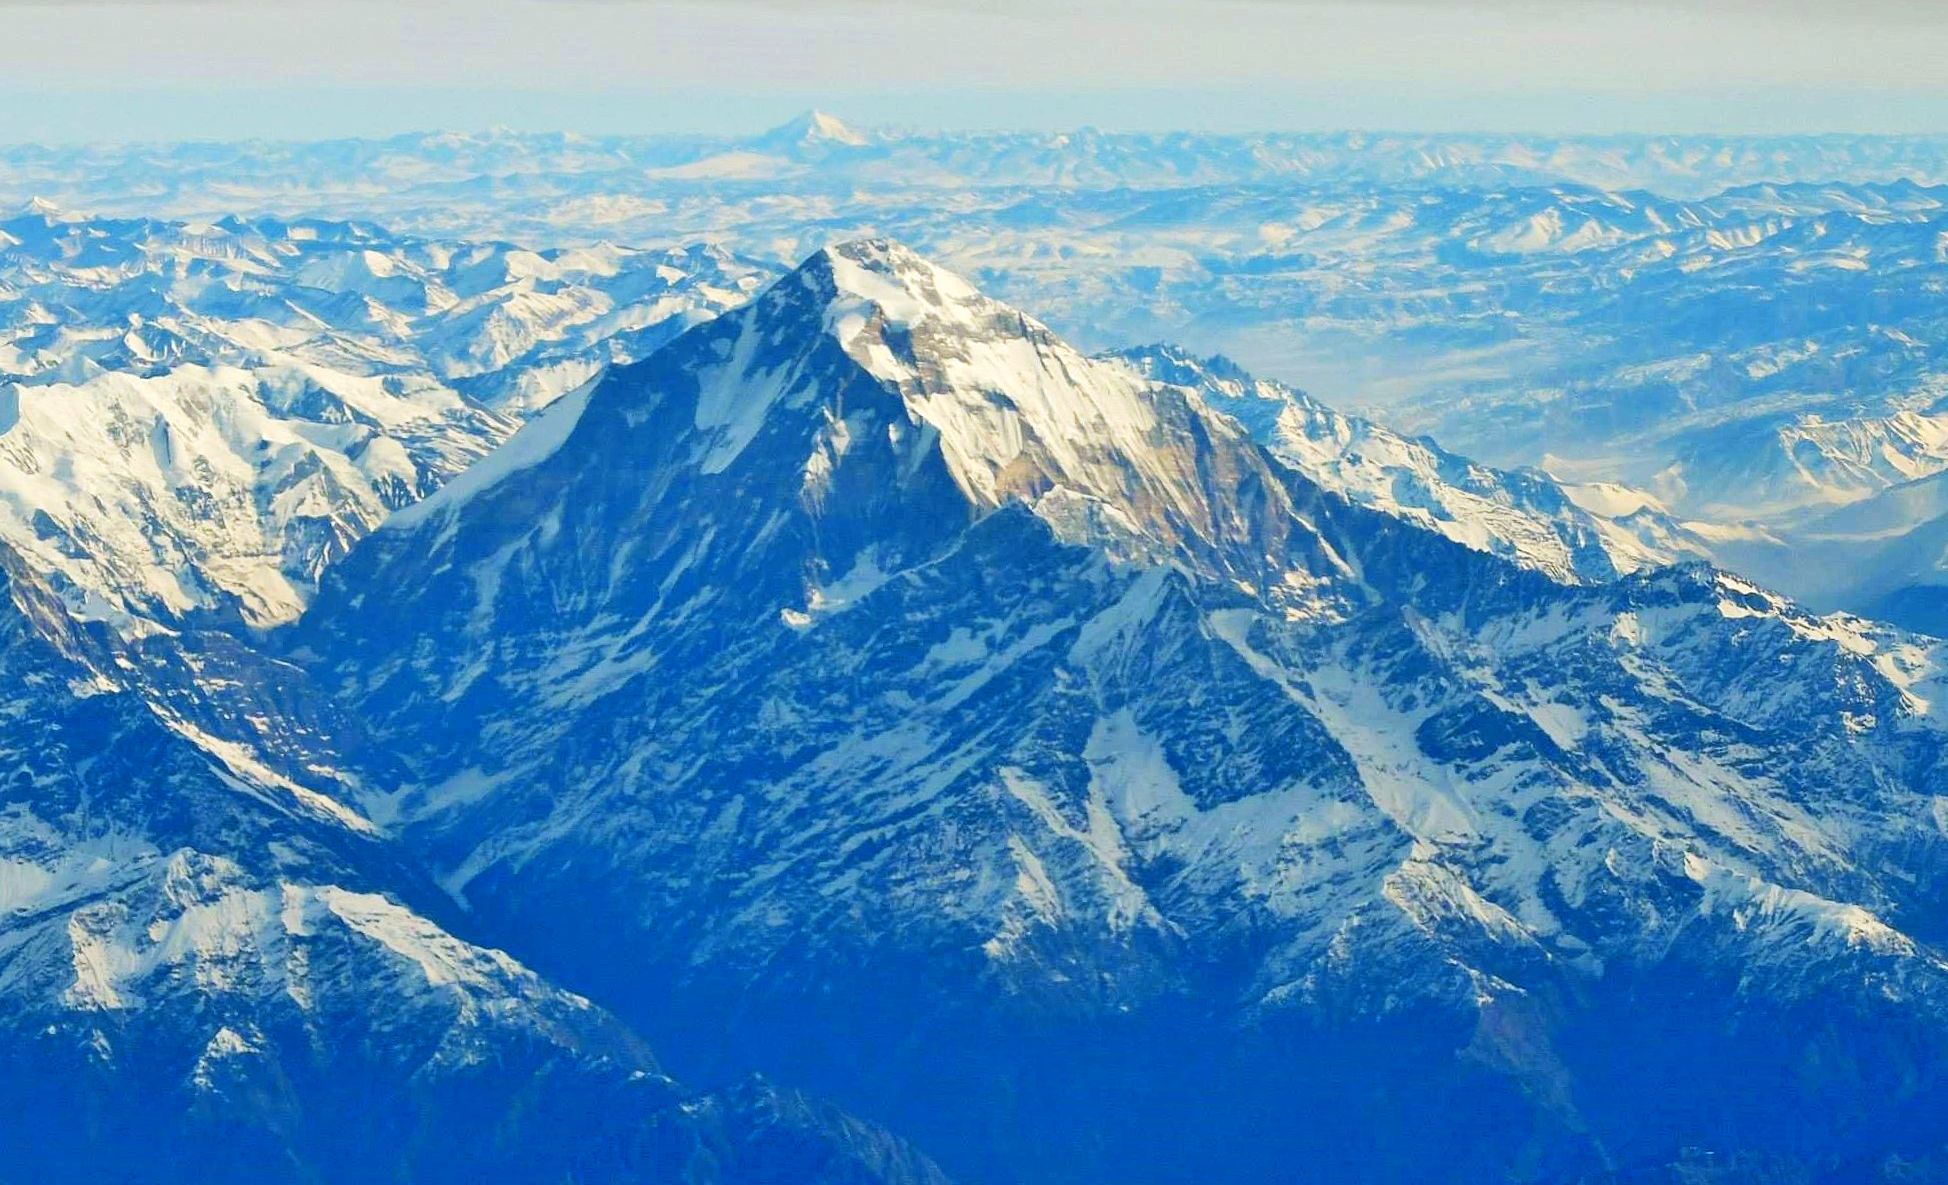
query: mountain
[
  {"left": 292, "top": 241, "right": 1948, "bottom": 1184},
  {"left": 759, "top": 110, "right": 873, "bottom": 152},
  {"left": 646, "top": 110, "right": 879, "bottom": 182},
  {"left": 0, "top": 211, "right": 769, "bottom": 628}
]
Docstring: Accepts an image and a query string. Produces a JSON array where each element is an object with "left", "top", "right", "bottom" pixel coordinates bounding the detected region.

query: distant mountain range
[{"left": 25, "top": 115, "right": 1948, "bottom": 211}]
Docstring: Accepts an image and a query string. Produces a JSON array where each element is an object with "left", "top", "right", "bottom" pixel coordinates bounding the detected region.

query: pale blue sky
[{"left": 8, "top": 0, "right": 1948, "bottom": 142}]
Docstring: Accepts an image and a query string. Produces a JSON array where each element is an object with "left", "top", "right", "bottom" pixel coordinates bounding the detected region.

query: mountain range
[
  {"left": 14, "top": 121, "right": 1948, "bottom": 634},
  {"left": 9, "top": 237, "right": 1936, "bottom": 1182},
  {"left": 8, "top": 127, "right": 1948, "bottom": 1179}
]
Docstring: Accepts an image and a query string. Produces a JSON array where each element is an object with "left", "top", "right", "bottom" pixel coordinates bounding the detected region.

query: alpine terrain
[{"left": 275, "top": 240, "right": 1948, "bottom": 1184}]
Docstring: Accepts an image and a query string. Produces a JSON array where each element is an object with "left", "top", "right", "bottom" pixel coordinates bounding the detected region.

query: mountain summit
[
  {"left": 759, "top": 109, "right": 871, "bottom": 151},
  {"left": 292, "top": 240, "right": 1948, "bottom": 1184}
]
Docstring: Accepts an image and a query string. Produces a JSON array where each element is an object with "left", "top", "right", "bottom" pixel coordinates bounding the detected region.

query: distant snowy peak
[
  {"left": 644, "top": 112, "right": 878, "bottom": 181},
  {"left": 12, "top": 196, "right": 67, "bottom": 221},
  {"left": 759, "top": 109, "right": 872, "bottom": 151}
]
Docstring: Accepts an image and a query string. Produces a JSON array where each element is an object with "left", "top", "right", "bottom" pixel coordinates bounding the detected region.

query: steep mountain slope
[
  {"left": 295, "top": 241, "right": 1948, "bottom": 1184},
  {"left": 0, "top": 360, "right": 508, "bottom": 629},
  {"left": 0, "top": 537, "right": 948, "bottom": 1184}
]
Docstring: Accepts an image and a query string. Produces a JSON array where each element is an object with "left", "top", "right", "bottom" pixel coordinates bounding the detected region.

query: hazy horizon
[{"left": 10, "top": 0, "right": 1948, "bottom": 143}]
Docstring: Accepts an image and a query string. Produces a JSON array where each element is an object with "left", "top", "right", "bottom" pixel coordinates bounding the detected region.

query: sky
[{"left": 9, "top": 0, "right": 1948, "bottom": 142}]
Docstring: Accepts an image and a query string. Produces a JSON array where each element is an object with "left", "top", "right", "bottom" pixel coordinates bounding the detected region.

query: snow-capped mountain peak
[
  {"left": 677, "top": 238, "right": 1317, "bottom": 593},
  {"left": 762, "top": 109, "right": 871, "bottom": 150},
  {"left": 15, "top": 195, "right": 67, "bottom": 220}
]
